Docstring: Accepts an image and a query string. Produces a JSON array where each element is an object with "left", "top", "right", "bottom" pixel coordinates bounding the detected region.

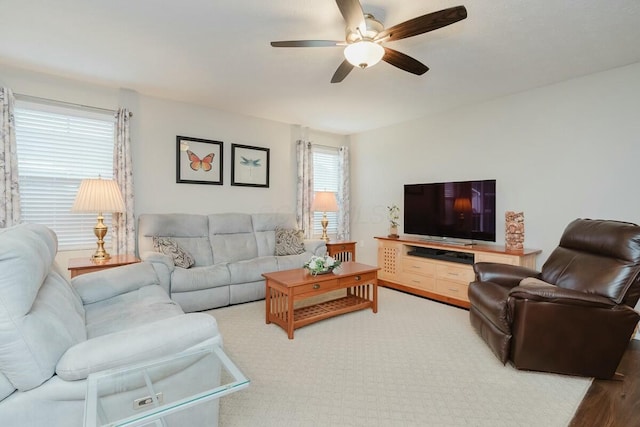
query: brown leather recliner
[{"left": 468, "top": 218, "right": 640, "bottom": 379}]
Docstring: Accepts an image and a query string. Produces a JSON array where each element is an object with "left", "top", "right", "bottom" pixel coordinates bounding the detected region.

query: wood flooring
[{"left": 569, "top": 339, "right": 640, "bottom": 427}]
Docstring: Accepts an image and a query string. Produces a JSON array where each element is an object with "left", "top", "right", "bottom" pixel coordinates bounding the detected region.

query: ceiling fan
[{"left": 270, "top": 0, "right": 467, "bottom": 83}]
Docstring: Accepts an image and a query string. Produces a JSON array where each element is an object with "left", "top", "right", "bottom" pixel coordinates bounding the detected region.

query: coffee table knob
[{"left": 313, "top": 284, "right": 320, "bottom": 289}]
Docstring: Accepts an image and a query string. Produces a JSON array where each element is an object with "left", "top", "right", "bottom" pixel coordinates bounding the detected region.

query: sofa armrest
[
  {"left": 71, "top": 262, "right": 162, "bottom": 304},
  {"left": 55, "top": 314, "right": 221, "bottom": 381},
  {"left": 509, "top": 279, "right": 616, "bottom": 308},
  {"left": 304, "top": 239, "right": 327, "bottom": 256},
  {"left": 141, "top": 250, "right": 174, "bottom": 267},
  {"left": 473, "top": 262, "right": 541, "bottom": 287},
  {"left": 140, "top": 251, "right": 175, "bottom": 294}
]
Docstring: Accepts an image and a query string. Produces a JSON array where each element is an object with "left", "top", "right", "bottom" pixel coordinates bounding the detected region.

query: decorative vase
[
  {"left": 505, "top": 211, "right": 524, "bottom": 250},
  {"left": 389, "top": 225, "right": 399, "bottom": 238}
]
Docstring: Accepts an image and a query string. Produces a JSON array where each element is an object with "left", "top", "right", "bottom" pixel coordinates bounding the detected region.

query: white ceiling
[{"left": 2, "top": 0, "right": 640, "bottom": 135}]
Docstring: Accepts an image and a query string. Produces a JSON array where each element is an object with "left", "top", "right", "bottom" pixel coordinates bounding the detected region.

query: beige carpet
[{"left": 208, "top": 287, "right": 591, "bottom": 427}]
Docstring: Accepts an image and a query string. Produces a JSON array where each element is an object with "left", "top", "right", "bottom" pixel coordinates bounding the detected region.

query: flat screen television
[{"left": 404, "top": 179, "right": 496, "bottom": 242}]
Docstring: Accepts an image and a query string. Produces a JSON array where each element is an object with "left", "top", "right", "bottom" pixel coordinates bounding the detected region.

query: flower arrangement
[
  {"left": 304, "top": 255, "right": 341, "bottom": 275},
  {"left": 387, "top": 204, "right": 400, "bottom": 227}
]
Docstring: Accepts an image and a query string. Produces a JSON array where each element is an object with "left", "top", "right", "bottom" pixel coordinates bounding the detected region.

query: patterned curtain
[
  {"left": 112, "top": 108, "right": 135, "bottom": 254},
  {"left": 337, "top": 146, "right": 350, "bottom": 240},
  {"left": 296, "top": 139, "right": 314, "bottom": 238},
  {"left": 0, "top": 88, "right": 21, "bottom": 228}
]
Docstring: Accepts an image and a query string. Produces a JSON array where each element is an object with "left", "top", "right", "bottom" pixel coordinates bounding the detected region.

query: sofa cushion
[
  {"left": 252, "top": 213, "right": 299, "bottom": 256},
  {"left": 276, "top": 253, "right": 313, "bottom": 271},
  {"left": 138, "top": 214, "right": 213, "bottom": 265},
  {"left": 0, "top": 224, "right": 86, "bottom": 392},
  {"left": 153, "top": 236, "right": 195, "bottom": 268},
  {"left": 83, "top": 285, "right": 183, "bottom": 339},
  {"left": 275, "top": 227, "right": 305, "bottom": 256},
  {"left": 228, "top": 256, "right": 278, "bottom": 284},
  {"left": 171, "top": 264, "right": 231, "bottom": 293},
  {"left": 209, "top": 213, "right": 258, "bottom": 263}
]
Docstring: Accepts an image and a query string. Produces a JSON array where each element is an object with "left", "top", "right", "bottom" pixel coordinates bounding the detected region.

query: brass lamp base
[
  {"left": 320, "top": 212, "right": 330, "bottom": 242},
  {"left": 92, "top": 213, "right": 111, "bottom": 261}
]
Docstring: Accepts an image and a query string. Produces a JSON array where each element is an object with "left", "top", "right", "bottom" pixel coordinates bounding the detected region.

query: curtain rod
[
  {"left": 313, "top": 143, "right": 341, "bottom": 151},
  {"left": 15, "top": 93, "right": 133, "bottom": 117}
]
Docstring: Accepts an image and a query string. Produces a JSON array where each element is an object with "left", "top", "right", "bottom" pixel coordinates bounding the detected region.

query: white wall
[
  {"left": 350, "top": 62, "right": 640, "bottom": 268},
  {"left": 0, "top": 64, "right": 344, "bottom": 277}
]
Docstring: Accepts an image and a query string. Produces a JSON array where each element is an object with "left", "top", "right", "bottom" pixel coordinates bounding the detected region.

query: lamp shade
[
  {"left": 344, "top": 41, "right": 384, "bottom": 69},
  {"left": 72, "top": 178, "right": 125, "bottom": 213},
  {"left": 453, "top": 197, "right": 472, "bottom": 212},
  {"left": 312, "top": 191, "right": 339, "bottom": 212}
]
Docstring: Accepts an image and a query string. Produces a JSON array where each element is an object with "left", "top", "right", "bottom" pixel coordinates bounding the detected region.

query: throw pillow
[
  {"left": 152, "top": 236, "right": 195, "bottom": 269},
  {"left": 275, "top": 227, "right": 305, "bottom": 256}
]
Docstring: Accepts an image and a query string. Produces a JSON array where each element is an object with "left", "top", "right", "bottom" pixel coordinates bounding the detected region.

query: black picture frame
[
  {"left": 231, "top": 144, "right": 270, "bottom": 188},
  {"left": 176, "top": 136, "right": 223, "bottom": 185}
]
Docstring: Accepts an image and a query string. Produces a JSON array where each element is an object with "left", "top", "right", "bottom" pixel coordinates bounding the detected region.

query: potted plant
[{"left": 387, "top": 204, "right": 400, "bottom": 238}]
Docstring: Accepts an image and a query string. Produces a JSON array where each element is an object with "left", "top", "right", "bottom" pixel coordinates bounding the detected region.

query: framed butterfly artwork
[
  {"left": 231, "top": 143, "right": 270, "bottom": 188},
  {"left": 176, "top": 136, "right": 223, "bottom": 185}
]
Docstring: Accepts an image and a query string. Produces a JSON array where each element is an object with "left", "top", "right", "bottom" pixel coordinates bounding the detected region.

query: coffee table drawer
[
  {"left": 293, "top": 278, "right": 340, "bottom": 296},
  {"left": 338, "top": 271, "right": 377, "bottom": 287}
]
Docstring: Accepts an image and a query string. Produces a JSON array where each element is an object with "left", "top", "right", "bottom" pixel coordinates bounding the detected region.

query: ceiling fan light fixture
[{"left": 344, "top": 40, "right": 384, "bottom": 69}]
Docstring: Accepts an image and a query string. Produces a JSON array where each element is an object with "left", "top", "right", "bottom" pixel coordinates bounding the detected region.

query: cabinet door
[{"left": 377, "top": 241, "right": 401, "bottom": 281}]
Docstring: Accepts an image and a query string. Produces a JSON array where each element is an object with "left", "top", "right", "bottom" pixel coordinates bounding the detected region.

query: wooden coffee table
[{"left": 263, "top": 262, "right": 379, "bottom": 339}]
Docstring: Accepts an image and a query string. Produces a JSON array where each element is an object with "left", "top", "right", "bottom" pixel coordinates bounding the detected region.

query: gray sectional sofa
[{"left": 137, "top": 213, "right": 326, "bottom": 312}]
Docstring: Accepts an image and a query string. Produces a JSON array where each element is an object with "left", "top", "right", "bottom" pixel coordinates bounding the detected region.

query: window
[
  {"left": 312, "top": 146, "right": 339, "bottom": 237},
  {"left": 14, "top": 100, "right": 115, "bottom": 250}
]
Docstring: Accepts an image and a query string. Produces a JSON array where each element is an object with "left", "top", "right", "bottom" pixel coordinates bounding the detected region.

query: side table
[
  {"left": 326, "top": 241, "right": 357, "bottom": 262},
  {"left": 68, "top": 254, "right": 141, "bottom": 278}
]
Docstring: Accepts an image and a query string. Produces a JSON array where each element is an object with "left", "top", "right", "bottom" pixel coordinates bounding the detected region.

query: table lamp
[
  {"left": 71, "top": 177, "right": 125, "bottom": 261},
  {"left": 312, "top": 191, "right": 339, "bottom": 242}
]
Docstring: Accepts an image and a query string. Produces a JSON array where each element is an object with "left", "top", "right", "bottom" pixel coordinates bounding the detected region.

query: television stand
[{"left": 375, "top": 236, "right": 541, "bottom": 308}]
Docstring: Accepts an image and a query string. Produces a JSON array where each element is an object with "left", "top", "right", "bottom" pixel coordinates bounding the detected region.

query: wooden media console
[{"left": 375, "top": 236, "right": 541, "bottom": 308}]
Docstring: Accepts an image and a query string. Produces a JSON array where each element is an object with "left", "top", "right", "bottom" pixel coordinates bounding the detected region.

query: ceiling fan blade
[
  {"left": 382, "top": 48, "right": 429, "bottom": 75},
  {"left": 335, "top": 0, "right": 366, "bottom": 33},
  {"left": 331, "top": 60, "right": 355, "bottom": 83},
  {"left": 376, "top": 6, "right": 467, "bottom": 42},
  {"left": 271, "top": 40, "right": 343, "bottom": 48}
]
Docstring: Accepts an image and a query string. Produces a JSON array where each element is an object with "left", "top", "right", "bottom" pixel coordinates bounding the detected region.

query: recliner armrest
[
  {"left": 509, "top": 280, "right": 616, "bottom": 308},
  {"left": 304, "top": 239, "right": 327, "bottom": 256},
  {"left": 473, "top": 262, "right": 541, "bottom": 287},
  {"left": 72, "top": 262, "right": 162, "bottom": 304},
  {"left": 55, "top": 314, "right": 221, "bottom": 381},
  {"left": 140, "top": 251, "right": 175, "bottom": 294}
]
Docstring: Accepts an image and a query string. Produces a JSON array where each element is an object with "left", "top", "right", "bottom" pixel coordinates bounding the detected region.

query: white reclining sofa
[
  {"left": 0, "top": 224, "right": 222, "bottom": 426},
  {"left": 137, "top": 212, "right": 326, "bottom": 312}
]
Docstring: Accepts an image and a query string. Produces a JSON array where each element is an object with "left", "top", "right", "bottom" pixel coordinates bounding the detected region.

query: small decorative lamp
[
  {"left": 312, "top": 191, "right": 339, "bottom": 242},
  {"left": 71, "top": 177, "right": 125, "bottom": 261}
]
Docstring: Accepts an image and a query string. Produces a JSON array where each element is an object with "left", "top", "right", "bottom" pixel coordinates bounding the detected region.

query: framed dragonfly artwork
[
  {"left": 231, "top": 144, "right": 270, "bottom": 188},
  {"left": 176, "top": 136, "right": 223, "bottom": 185}
]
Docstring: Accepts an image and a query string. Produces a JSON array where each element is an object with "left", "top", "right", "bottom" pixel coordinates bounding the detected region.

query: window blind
[
  {"left": 14, "top": 101, "right": 115, "bottom": 250},
  {"left": 312, "top": 146, "right": 339, "bottom": 237}
]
